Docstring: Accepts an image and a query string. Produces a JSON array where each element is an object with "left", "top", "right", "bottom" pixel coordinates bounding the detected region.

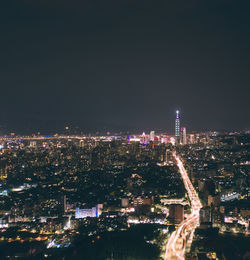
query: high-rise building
[
  {"left": 141, "top": 132, "right": 148, "bottom": 144},
  {"left": 200, "top": 207, "right": 211, "bottom": 223},
  {"left": 175, "top": 110, "right": 180, "bottom": 144},
  {"left": 149, "top": 131, "right": 155, "bottom": 141},
  {"left": 181, "top": 127, "right": 187, "bottom": 145},
  {"left": 189, "top": 134, "right": 195, "bottom": 144},
  {"left": 169, "top": 204, "right": 184, "bottom": 224},
  {"left": 165, "top": 149, "right": 173, "bottom": 165}
]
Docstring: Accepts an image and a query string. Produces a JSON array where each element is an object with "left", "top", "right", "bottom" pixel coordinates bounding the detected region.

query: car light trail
[{"left": 164, "top": 151, "right": 202, "bottom": 260}]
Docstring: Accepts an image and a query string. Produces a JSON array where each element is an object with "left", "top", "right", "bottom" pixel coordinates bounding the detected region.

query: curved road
[{"left": 164, "top": 151, "right": 202, "bottom": 260}]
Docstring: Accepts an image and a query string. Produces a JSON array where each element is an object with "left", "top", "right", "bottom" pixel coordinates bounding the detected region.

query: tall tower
[{"left": 175, "top": 110, "right": 180, "bottom": 144}]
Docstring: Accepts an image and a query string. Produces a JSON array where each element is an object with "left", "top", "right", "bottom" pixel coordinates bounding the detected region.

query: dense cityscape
[
  {"left": 0, "top": 111, "right": 249, "bottom": 260},
  {"left": 1, "top": 1, "right": 250, "bottom": 259}
]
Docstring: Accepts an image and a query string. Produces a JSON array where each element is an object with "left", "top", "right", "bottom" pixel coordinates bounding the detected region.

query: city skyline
[{"left": 0, "top": 108, "right": 248, "bottom": 136}]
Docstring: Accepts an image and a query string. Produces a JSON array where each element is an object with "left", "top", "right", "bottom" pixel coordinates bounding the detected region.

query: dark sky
[{"left": 1, "top": 0, "right": 250, "bottom": 134}]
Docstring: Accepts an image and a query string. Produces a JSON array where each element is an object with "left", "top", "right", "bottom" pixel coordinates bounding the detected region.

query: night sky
[{"left": 1, "top": 1, "right": 250, "bottom": 134}]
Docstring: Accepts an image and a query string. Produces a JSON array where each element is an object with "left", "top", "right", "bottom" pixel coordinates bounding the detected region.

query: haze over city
[{"left": 1, "top": 1, "right": 250, "bottom": 134}]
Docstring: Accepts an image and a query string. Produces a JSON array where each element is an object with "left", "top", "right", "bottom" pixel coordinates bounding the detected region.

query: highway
[{"left": 164, "top": 151, "right": 202, "bottom": 260}]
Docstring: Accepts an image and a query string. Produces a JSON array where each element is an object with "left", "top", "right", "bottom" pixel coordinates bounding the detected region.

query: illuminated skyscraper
[
  {"left": 149, "top": 131, "right": 155, "bottom": 141},
  {"left": 175, "top": 110, "right": 180, "bottom": 144},
  {"left": 181, "top": 127, "right": 187, "bottom": 145},
  {"left": 141, "top": 132, "right": 148, "bottom": 144}
]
